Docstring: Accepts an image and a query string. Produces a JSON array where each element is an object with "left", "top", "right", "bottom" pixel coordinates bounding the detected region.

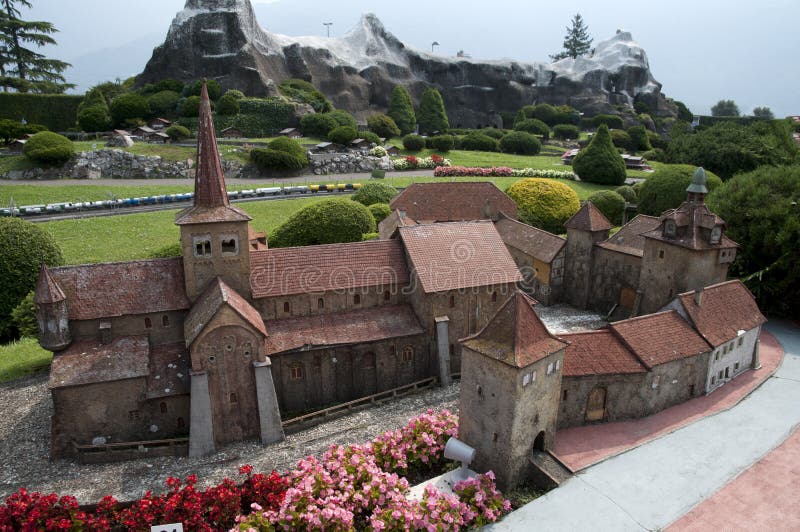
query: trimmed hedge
[
  {"left": 300, "top": 113, "right": 339, "bottom": 138},
  {"left": 553, "top": 124, "right": 580, "bottom": 140},
  {"left": 368, "top": 203, "right": 392, "bottom": 223},
  {"left": 328, "top": 125, "right": 358, "bottom": 145},
  {"left": 403, "top": 134, "right": 425, "bottom": 151},
  {"left": 609, "top": 129, "right": 632, "bottom": 151},
  {"left": 430, "top": 135, "right": 454, "bottom": 152},
  {"left": 590, "top": 114, "right": 624, "bottom": 129},
  {"left": 480, "top": 128, "right": 506, "bottom": 140},
  {"left": 359, "top": 131, "right": 381, "bottom": 145},
  {"left": 0, "top": 93, "right": 83, "bottom": 131},
  {"left": 638, "top": 165, "right": 723, "bottom": 216},
  {"left": 23, "top": 131, "right": 74, "bottom": 164},
  {"left": 506, "top": 178, "right": 581, "bottom": 234},
  {"left": 367, "top": 114, "right": 401, "bottom": 139},
  {"left": 572, "top": 125, "right": 627, "bottom": 185},
  {"left": 514, "top": 118, "right": 550, "bottom": 140},
  {"left": 499, "top": 131, "right": 541, "bottom": 155},
  {"left": 250, "top": 136, "right": 308, "bottom": 173},
  {"left": 269, "top": 198, "right": 376, "bottom": 248},
  {"left": 352, "top": 182, "right": 398, "bottom": 206},
  {"left": 460, "top": 132, "right": 499, "bottom": 152},
  {"left": 165, "top": 125, "right": 191, "bottom": 140},
  {"left": 586, "top": 190, "right": 626, "bottom": 225},
  {"left": 627, "top": 125, "right": 652, "bottom": 151},
  {"left": 178, "top": 98, "right": 295, "bottom": 137}
]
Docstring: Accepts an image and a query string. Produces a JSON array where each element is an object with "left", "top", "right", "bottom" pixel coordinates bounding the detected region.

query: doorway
[
  {"left": 586, "top": 386, "right": 607, "bottom": 422},
  {"left": 533, "top": 430, "right": 546, "bottom": 452}
]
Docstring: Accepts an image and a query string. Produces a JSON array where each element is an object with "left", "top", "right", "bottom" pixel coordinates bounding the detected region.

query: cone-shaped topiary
[
  {"left": 417, "top": 87, "right": 449, "bottom": 135},
  {"left": 572, "top": 124, "right": 627, "bottom": 185},
  {"left": 388, "top": 85, "right": 416, "bottom": 135},
  {"left": 506, "top": 178, "right": 580, "bottom": 234}
]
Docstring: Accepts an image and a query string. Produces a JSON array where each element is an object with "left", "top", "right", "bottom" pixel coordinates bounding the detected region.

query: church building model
[{"left": 36, "top": 83, "right": 765, "bottom": 488}]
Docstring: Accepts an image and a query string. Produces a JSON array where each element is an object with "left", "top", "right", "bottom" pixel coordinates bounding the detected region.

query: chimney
[{"left": 693, "top": 287, "right": 704, "bottom": 306}]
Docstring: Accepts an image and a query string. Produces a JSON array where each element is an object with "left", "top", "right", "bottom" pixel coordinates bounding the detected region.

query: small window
[
  {"left": 230, "top": 392, "right": 238, "bottom": 403},
  {"left": 208, "top": 354, "right": 216, "bottom": 364},
  {"left": 555, "top": 359, "right": 561, "bottom": 371},
  {"left": 318, "top": 297, "right": 324, "bottom": 309},
  {"left": 492, "top": 433, "right": 498, "bottom": 443},
  {"left": 193, "top": 236, "right": 212, "bottom": 258},
  {"left": 390, "top": 345, "right": 396, "bottom": 356},
  {"left": 290, "top": 365, "right": 303, "bottom": 380},
  {"left": 241, "top": 342, "right": 252, "bottom": 358},
  {"left": 718, "top": 370, "right": 724, "bottom": 379},
  {"left": 714, "top": 351, "right": 719, "bottom": 361},
  {"left": 547, "top": 362, "right": 554, "bottom": 375},
  {"left": 562, "top": 390, "right": 568, "bottom": 401},
  {"left": 283, "top": 301, "right": 290, "bottom": 313},
  {"left": 354, "top": 294, "right": 361, "bottom": 305},
  {"left": 177, "top": 417, "right": 185, "bottom": 428},
  {"left": 128, "top": 410, "right": 140, "bottom": 421},
  {"left": 664, "top": 220, "right": 676, "bottom": 237},
  {"left": 144, "top": 317, "right": 152, "bottom": 329},
  {"left": 710, "top": 225, "right": 722, "bottom": 244},
  {"left": 363, "top": 352, "right": 375, "bottom": 368},
  {"left": 531, "top": 371, "right": 536, "bottom": 382},
  {"left": 711, "top": 376, "right": 716, "bottom": 385},
  {"left": 161, "top": 315, "right": 169, "bottom": 327},
  {"left": 402, "top": 345, "right": 414, "bottom": 363},
  {"left": 491, "top": 291, "right": 497, "bottom": 302},
  {"left": 738, "top": 337, "right": 743, "bottom": 347},
  {"left": 522, "top": 373, "right": 531, "bottom": 386},
  {"left": 652, "top": 375, "right": 660, "bottom": 389},
  {"left": 734, "top": 362, "right": 740, "bottom": 371},
  {"left": 658, "top": 249, "right": 665, "bottom": 259},
  {"left": 449, "top": 295, "right": 455, "bottom": 308},
  {"left": 220, "top": 236, "right": 238, "bottom": 255},
  {"left": 477, "top": 385, "right": 483, "bottom": 396},
  {"left": 384, "top": 290, "right": 391, "bottom": 301},
  {"left": 160, "top": 402, "right": 167, "bottom": 413}
]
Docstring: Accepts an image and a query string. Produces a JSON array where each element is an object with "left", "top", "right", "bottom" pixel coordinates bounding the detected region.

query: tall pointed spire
[{"left": 194, "top": 79, "right": 229, "bottom": 208}]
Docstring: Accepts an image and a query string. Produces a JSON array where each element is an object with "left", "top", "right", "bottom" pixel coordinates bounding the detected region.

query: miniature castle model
[{"left": 36, "top": 83, "right": 765, "bottom": 475}]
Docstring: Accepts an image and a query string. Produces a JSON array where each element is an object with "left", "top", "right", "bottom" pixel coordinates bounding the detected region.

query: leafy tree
[
  {"left": 358, "top": 131, "right": 381, "bottom": 145},
  {"left": 752, "top": 106, "right": 774, "bottom": 120},
  {"left": 179, "top": 95, "right": 201, "bottom": 118},
  {"left": 0, "top": 217, "right": 63, "bottom": 339},
  {"left": 352, "top": 182, "right": 398, "bottom": 206},
  {"left": 10, "top": 290, "right": 36, "bottom": 338},
  {"left": 388, "top": 85, "right": 416, "bottom": 135},
  {"left": 711, "top": 99, "right": 740, "bottom": 117},
  {"left": 609, "top": 129, "right": 632, "bottom": 151},
  {"left": 586, "top": 190, "right": 626, "bottom": 225},
  {"left": 708, "top": 165, "right": 800, "bottom": 317},
  {"left": 185, "top": 79, "right": 221, "bottom": 101},
  {"left": 673, "top": 99, "right": 694, "bottom": 122},
  {"left": 140, "top": 78, "right": 184, "bottom": 96},
  {"left": 147, "top": 90, "right": 180, "bottom": 117},
  {"left": 550, "top": 13, "right": 593, "bottom": 61},
  {"left": 614, "top": 185, "right": 637, "bottom": 203},
  {"left": 299, "top": 112, "right": 338, "bottom": 138},
  {"left": 368, "top": 203, "right": 392, "bottom": 223},
  {"left": 506, "top": 178, "right": 580, "bottom": 234},
  {"left": 638, "top": 164, "right": 723, "bottom": 215},
  {"left": 367, "top": 113, "right": 400, "bottom": 139},
  {"left": 22, "top": 131, "right": 73, "bottom": 164},
  {"left": 328, "top": 109, "right": 357, "bottom": 129},
  {"left": 417, "top": 87, "right": 449, "bottom": 134},
  {"left": 216, "top": 93, "right": 240, "bottom": 116},
  {"left": 269, "top": 199, "right": 376, "bottom": 248},
  {"left": 572, "top": 124, "right": 627, "bottom": 185},
  {"left": 0, "top": 0, "right": 72, "bottom": 93},
  {"left": 249, "top": 136, "right": 308, "bottom": 174},
  {"left": 77, "top": 106, "right": 111, "bottom": 132},
  {"left": 0, "top": 117, "right": 44, "bottom": 143},
  {"left": 92, "top": 80, "right": 128, "bottom": 104},
  {"left": 110, "top": 93, "right": 150, "bottom": 125},
  {"left": 223, "top": 88, "right": 245, "bottom": 100},
  {"left": 327, "top": 125, "right": 358, "bottom": 145}
]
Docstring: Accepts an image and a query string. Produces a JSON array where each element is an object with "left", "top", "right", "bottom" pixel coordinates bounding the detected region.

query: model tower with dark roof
[
  {"left": 563, "top": 201, "right": 613, "bottom": 309},
  {"left": 34, "top": 263, "right": 70, "bottom": 351}
]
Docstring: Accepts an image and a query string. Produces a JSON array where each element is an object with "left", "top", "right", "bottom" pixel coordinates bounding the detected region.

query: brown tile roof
[
  {"left": 641, "top": 201, "right": 738, "bottom": 251},
  {"left": 174, "top": 204, "right": 252, "bottom": 225},
  {"left": 265, "top": 304, "right": 424, "bottom": 354},
  {"left": 34, "top": 263, "right": 66, "bottom": 304},
  {"left": 378, "top": 209, "right": 417, "bottom": 240},
  {"left": 399, "top": 221, "right": 523, "bottom": 293},
  {"left": 49, "top": 336, "right": 150, "bottom": 389},
  {"left": 51, "top": 258, "right": 190, "bottom": 321},
  {"left": 494, "top": 213, "right": 566, "bottom": 263},
  {"left": 146, "top": 342, "right": 190, "bottom": 399},
  {"left": 462, "top": 291, "right": 567, "bottom": 368},
  {"left": 250, "top": 239, "right": 409, "bottom": 298},
  {"left": 559, "top": 330, "right": 646, "bottom": 377},
  {"left": 389, "top": 182, "right": 518, "bottom": 222},
  {"left": 677, "top": 280, "right": 767, "bottom": 347},
  {"left": 597, "top": 214, "right": 660, "bottom": 257},
  {"left": 610, "top": 310, "right": 710, "bottom": 368},
  {"left": 564, "top": 201, "right": 613, "bottom": 232},
  {"left": 184, "top": 277, "right": 267, "bottom": 347}
]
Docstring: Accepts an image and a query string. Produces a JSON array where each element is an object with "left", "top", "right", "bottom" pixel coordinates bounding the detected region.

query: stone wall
[{"left": 308, "top": 152, "right": 393, "bottom": 175}]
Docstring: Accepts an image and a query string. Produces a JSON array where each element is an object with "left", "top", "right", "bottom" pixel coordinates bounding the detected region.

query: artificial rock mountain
[{"left": 137, "top": 0, "right": 677, "bottom": 126}]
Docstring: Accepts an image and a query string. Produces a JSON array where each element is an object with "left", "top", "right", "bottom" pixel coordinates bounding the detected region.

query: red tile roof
[
  {"left": 559, "top": 330, "right": 646, "bottom": 377},
  {"left": 250, "top": 239, "right": 409, "bottom": 298},
  {"left": 389, "top": 182, "right": 518, "bottom": 222},
  {"left": 49, "top": 336, "right": 150, "bottom": 389},
  {"left": 641, "top": 200, "right": 737, "bottom": 251},
  {"left": 462, "top": 291, "right": 567, "bottom": 368},
  {"left": 494, "top": 213, "right": 566, "bottom": 263},
  {"left": 597, "top": 214, "right": 660, "bottom": 257},
  {"left": 399, "top": 221, "right": 523, "bottom": 293},
  {"left": 610, "top": 310, "right": 710, "bottom": 368},
  {"left": 51, "top": 258, "right": 190, "bottom": 320},
  {"left": 265, "top": 304, "right": 424, "bottom": 354},
  {"left": 677, "top": 280, "right": 767, "bottom": 347},
  {"left": 34, "top": 263, "right": 66, "bottom": 304},
  {"left": 564, "top": 201, "right": 613, "bottom": 232},
  {"left": 184, "top": 277, "right": 267, "bottom": 347}
]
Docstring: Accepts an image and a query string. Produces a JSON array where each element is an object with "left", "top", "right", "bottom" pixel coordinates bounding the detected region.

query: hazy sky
[{"left": 22, "top": 0, "right": 800, "bottom": 117}]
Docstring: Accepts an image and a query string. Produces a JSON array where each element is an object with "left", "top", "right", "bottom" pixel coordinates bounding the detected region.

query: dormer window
[
  {"left": 664, "top": 220, "right": 676, "bottom": 238},
  {"left": 193, "top": 234, "right": 212, "bottom": 258},
  {"left": 710, "top": 225, "right": 722, "bottom": 244},
  {"left": 220, "top": 234, "right": 239, "bottom": 256}
]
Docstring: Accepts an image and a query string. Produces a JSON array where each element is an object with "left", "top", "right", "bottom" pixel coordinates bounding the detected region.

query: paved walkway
[{"left": 487, "top": 320, "right": 800, "bottom": 531}]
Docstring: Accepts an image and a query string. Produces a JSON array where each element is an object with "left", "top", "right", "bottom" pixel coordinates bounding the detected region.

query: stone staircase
[{"left": 530, "top": 451, "right": 573, "bottom": 489}]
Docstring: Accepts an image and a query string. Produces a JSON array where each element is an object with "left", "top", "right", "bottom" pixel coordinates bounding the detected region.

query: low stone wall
[{"left": 309, "top": 152, "right": 394, "bottom": 175}]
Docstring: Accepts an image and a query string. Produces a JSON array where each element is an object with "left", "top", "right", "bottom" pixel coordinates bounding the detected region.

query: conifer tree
[
  {"left": 417, "top": 87, "right": 449, "bottom": 135},
  {"left": 572, "top": 124, "right": 627, "bottom": 185},
  {"left": 550, "top": 13, "right": 593, "bottom": 61},
  {"left": 387, "top": 85, "right": 416, "bottom": 135}
]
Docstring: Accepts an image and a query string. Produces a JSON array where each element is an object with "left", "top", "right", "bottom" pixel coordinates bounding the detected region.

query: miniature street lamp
[
  {"left": 323, "top": 22, "right": 333, "bottom": 37},
  {"left": 431, "top": 41, "right": 440, "bottom": 53}
]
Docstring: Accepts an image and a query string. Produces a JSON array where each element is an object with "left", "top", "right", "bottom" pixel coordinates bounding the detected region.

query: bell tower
[{"left": 176, "top": 80, "right": 253, "bottom": 301}]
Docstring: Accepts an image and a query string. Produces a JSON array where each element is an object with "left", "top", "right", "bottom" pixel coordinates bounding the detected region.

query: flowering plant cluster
[
  {"left": 511, "top": 167, "right": 578, "bottom": 180},
  {"left": 369, "top": 146, "right": 388, "bottom": 157},
  {"left": 392, "top": 155, "right": 452, "bottom": 170},
  {"left": 433, "top": 165, "right": 578, "bottom": 180}
]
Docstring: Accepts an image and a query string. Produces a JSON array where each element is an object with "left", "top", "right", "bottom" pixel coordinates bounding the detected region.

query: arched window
[
  {"left": 144, "top": 317, "right": 152, "bottom": 329},
  {"left": 283, "top": 301, "right": 290, "bottom": 313},
  {"left": 491, "top": 291, "right": 497, "bottom": 302},
  {"left": 160, "top": 402, "right": 167, "bottom": 413},
  {"left": 384, "top": 290, "right": 391, "bottom": 301},
  {"left": 354, "top": 294, "right": 361, "bottom": 305},
  {"left": 162, "top": 315, "right": 169, "bottom": 327},
  {"left": 230, "top": 392, "right": 238, "bottom": 403},
  {"left": 318, "top": 298, "right": 324, "bottom": 309},
  {"left": 449, "top": 295, "right": 455, "bottom": 308},
  {"left": 402, "top": 345, "right": 414, "bottom": 363}
]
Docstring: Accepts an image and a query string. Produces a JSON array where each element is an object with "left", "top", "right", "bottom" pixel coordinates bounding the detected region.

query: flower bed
[
  {"left": 0, "top": 410, "right": 511, "bottom": 531},
  {"left": 433, "top": 166, "right": 578, "bottom": 180},
  {"left": 391, "top": 154, "right": 452, "bottom": 170}
]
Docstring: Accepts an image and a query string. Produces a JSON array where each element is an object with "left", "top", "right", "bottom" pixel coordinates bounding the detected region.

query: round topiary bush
[
  {"left": 165, "top": 125, "right": 191, "bottom": 140},
  {"left": 500, "top": 131, "right": 541, "bottom": 155},
  {"left": 269, "top": 198, "right": 377, "bottom": 248},
  {"left": 359, "top": 131, "right": 381, "bottom": 145},
  {"left": 614, "top": 185, "right": 638, "bottom": 203},
  {"left": 216, "top": 94, "right": 240, "bottom": 116},
  {"left": 592, "top": 114, "right": 624, "bottom": 130},
  {"left": 11, "top": 291, "right": 37, "bottom": 338},
  {"left": 460, "top": 132, "right": 499, "bottom": 152},
  {"left": 505, "top": 178, "right": 581, "bottom": 234},
  {"left": 586, "top": 190, "right": 626, "bottom": 225},
  {"left": 514, "top": 118, "right": 550, "bottom": 140},
  {"left": 110, "top": 93, "right": 150, "bottom": 126},
  {"left": 430, "top": 135, "right": 454, "bottom": 152},
  {"left": 268, "top": 136, "right": 307, "bottom": 159},
  {"left": 368, "top": 203, "right": 392, "bottom": 223},
  {"left": 367, "top": 114, "right": 401, "bottom": 139},
  {"left": 352, "top": 182, "right": 398, "bottom": 206},
  {"left": 329, "top": 109, "right": 357, "bottom": 129},
  {"left": 328, "top": 125, "right": 358, "bottom": 145},
  {"left": 641, "top": 148, "right": 666, "bottom": 162},
  {"left": 0, "top": 217, "right": 64, "bottom": 338},
  {"left": 300, "top": 112, "right": 339, "bottom": 138},
  {"left": 250, "top": 136, "right": 309, "bottom": 173},
  {"left": 403, "top": 134, "right": 425, "bottom": 151},
  {"left": 638, "top": 165, "right": 723, "bottom": 216},
  {"left": 22, "top": 131, "right": 74, "bottom": 164},
  {"left": 223, "top": 89, "right": 245, "bottom": 100},
  {"left": 572, "top": 125, "right": 627, "bottom": 185},
  {"left": 77, "top": 106, "right": 111, "bottom": 132},
  {"left": 553, "top": 124, "right": 580, "bottom": 140}
]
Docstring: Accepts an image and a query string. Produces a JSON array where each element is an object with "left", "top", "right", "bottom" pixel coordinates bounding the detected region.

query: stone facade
[{"left": 308, "top": 152, "right": 393, "bottom": 175}]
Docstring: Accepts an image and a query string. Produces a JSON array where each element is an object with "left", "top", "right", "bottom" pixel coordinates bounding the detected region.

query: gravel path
[{"left": 0, "top": 372, "right": 459, "bottom": 504}]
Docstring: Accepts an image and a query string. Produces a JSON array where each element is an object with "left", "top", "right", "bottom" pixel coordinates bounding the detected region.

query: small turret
[
  {"left": 686, "top": 167, "right": 708, "bottom": 203},
  {"left": 34, "top": 264, "right": 71, "bottom": 351}
]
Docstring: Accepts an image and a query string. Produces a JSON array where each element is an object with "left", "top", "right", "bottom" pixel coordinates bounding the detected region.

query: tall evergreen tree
[
  {"left": 387, "top": 85, "right": 416, "bottom": 135},
  {"left": 417, "top": 87, "right": 449, "bottom": 135},
  {"left": 550, "top": 13, "right": 593, "bottom": 61},
  {"left": 0, "top": 0, "right": 72, "bottom": 93}
]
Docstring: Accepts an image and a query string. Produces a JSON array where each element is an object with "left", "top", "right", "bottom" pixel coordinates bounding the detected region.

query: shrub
[
  {"left": 352, "top": 182, "right": 398, "bottom": 206},
  {"left": 180, "top": 95, "right": 201, "bottom": 118},
  {"left": 278, "top": 78, "right": 332, "bottom": 112},
  {"left": 647, "top": 130, "right": 668, "bottom": 150},
  {"left": 627, "top": 125, "right": 652, "bottom": 151},
  {"left": 614, "top": 185, "right": 637, "bottom": 203},
  {"left": 572, "top": 125, "right": 627, "bottom": 185},
  {"left": 148, "top": 241, "right": 182, "bottom": 258},
  {"left": 553, "top": 124, "right": 580, "bottom": 140},
  {"left": 250, "top": 149, "right": 307, "bottom": 173},
  {"left": 388, "top": 85, "right": 416, "bottom": 135},
  {"left": 531, "top": 103, "right": 557, "bottom": 125},
  {"left": 430, "top": 134, "right": 454, "bottom": 152},
  {"left": 609, "top": 129, "right": 632, "bottom": 151},
  {"left": 11, "top": 292, "right": 37, "bottom": 338},
  {"left": 481, "top": 128, "right": 506, "bottom": 140},
  {"left": 0, "top": 218, "right": 64, "bottom": 338},
  {"left": 300, "top": 112, "right": 339, "bottom": 138},
  {"left": 506, "top": 178, "right": 581, "bottom": 234},
  {"left": 269, "top": 199, "right": 376, "bottom": 247},
  {"left": 403, "top": 134, "right": 425, "bottom": 151},
  {"left": 328, "top": 109, "right": 357, "bottom": 129},
  {"left": 500, "top": 131, "right": 541, "bottom": 155},
  {"left": 110, "top": 93, "right": 150, "bottom": 126},
  {"left": 216, "top": 94, "right": 240, "bottom": 116},
  {"left": 460, "top": 132, "right": 499, "bottom": 152},
  {"left": 359, "top": 131, "right": 381, "bottom": 145},
  {"left": 165, "top": 125, "right": 191, "bottom": 140},
  {"left": 185, "top": 79, "right": 222, "bottom": 100},
  {"left": 328, "top": 125, "right": 358, "bottom": 145},
  {"left": 77, "top": 87, "right": 108, "bottom": 115},
  {"left": 147, "top": 90, "right": 181, "bottom": 117},
  {"left": 642, "top": 148, "right": 666, "bottom": 162},
  {"left": 417, "top": 87, "right": 449, "bottom": 134},
  {"left": 587, "top": 190, "right": 626, "bottom": 225},
  {"left": 269, "top": 136, "right": 308, "bottom": 160},
  {"left": 23, "top": 131, "right": 74, "bottom": 164},
  {"left": 367, "top": 113, "right": 401, "bottom": 139},
  {"left": 77, "top": 105, "right": 111, "bottom": 132},
  {"left": 514, "top": 118, "right": 550, "bottom": 139},
  {"left": 368, "top": 203, "right": 392, "bottom": 223},
  {"left": 592, "top": 114, "right": 624, "bottom": 129},
  {"left": 638, "top": 165, "right": 723, "bottom": 216},
  {"left": 223, "top": 89, "right": 245, "bottom": 100}
]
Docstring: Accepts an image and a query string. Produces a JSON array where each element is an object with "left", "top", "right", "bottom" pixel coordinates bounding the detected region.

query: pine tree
[
  {"left": 0, "top": 0, "right": 72, "bottom": 93},
  {"left": 550, "top": 13, "right": 593, "bottom": 62},
  {"left": 417, "top": 87, "right": 449, "bottom": 135},
  {"left": 387, "top": 85, "right": 416, "bottom": 135}
]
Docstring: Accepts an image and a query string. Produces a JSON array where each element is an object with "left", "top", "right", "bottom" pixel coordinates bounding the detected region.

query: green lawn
[{"left": 0, "top": 337, "right": 52, "bottom": 383}]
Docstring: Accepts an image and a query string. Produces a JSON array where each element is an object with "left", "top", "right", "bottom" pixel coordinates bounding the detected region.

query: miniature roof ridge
[
  {"left": 676, "top": 278, "right": 753, "bottom": 299},
  {"left": 564, "top": 200, "right": 613, "bottom": 231},
  {"left": 194, "top": 79, "right": 229, "bottom": 209},
  {"left": 34, "top": 263, "right": 66, "bottom": 304},
  {"left": 184, "top": 277, "right": 267, "bottom": 347}
]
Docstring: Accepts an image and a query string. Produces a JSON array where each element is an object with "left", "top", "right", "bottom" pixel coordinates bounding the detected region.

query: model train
[{"left": 0, "top": 183, "right": 362, "bottom": 217}]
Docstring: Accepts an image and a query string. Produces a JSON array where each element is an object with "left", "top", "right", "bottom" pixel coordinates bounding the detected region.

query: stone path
[{"left": 487, "top": 320, "right": 800, "bottom": 531}]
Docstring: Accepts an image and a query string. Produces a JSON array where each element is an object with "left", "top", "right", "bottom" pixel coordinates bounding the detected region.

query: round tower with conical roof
[{"left": 34, "top": 263, "right": 71, "bottom": 351}]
